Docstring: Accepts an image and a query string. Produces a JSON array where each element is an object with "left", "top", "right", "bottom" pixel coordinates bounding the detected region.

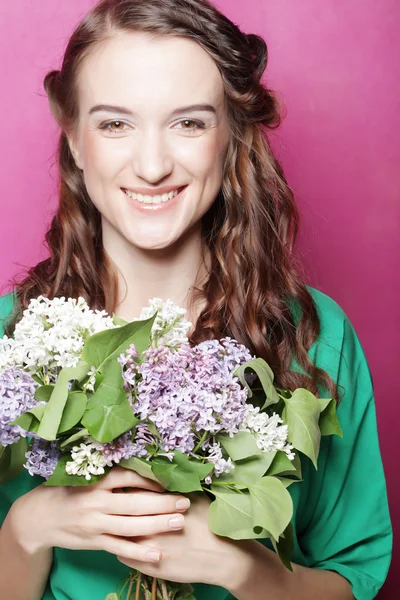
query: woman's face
[{"left": 68, "top": 31, "right": 230, "bottom": 252}]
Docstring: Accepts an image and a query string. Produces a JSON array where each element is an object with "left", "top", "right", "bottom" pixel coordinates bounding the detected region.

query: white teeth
[{"left": 123, "top": 187, "right": 181, "bottom": 204}]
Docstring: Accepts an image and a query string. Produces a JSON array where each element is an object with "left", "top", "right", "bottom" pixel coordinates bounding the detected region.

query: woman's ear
[{"left": 66, "top": 131, "right": 84, "bottom": 171}]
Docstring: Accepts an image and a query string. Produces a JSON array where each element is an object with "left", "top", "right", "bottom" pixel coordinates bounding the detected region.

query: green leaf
[
  {"left": 152, "top": 452, "right": 213, "bottom": 492},
  {"left": 35, "top": 362, "right": 91, "bottom": 441},
  {"left": 82, "top": 314, "right": 156, "bottom": 370},
  {"left": 249, "top": 476, "right": 293, "bottom": 541},
  {"left": 59, "top": 428, "right": 89, "bottom": 450},
  {"left": 271, "top": 522, "right": 294, "bottom": 571},
  {"left": 172, "top": 450, "right": 214, "bottom": 480},
  {"left": 216, "top": 452, "right": 276, "bottom": 487},
  {"left": 151, "top": 458, "right": 178, "bottom": 488},
  {"left": 11, "top": 403, "right": 47, "bottom": 434},
  {"left": 58, "top": 392, "right": 88, "bottom": 434},
  {"left": 81, "top": 360, "right": 139, "bottom": 442},
  {"left": 45, "top": 453, "right": 110, "bottom": 487},
  {"left": 319, "top": 399, "right": 343, "bottom": 437},
  {"left": 234, "top": 358, "right": 279, "bottom": 407},
  {"left": 119, "top": 456, "right": 162, "bottom": 485},
  {"left": 105, "top": 594, "right": 119, "bottom": 600},
  {"left": 146, "top": 421, "right": 162, "bottom": 440},
  {"left": 265, "top": 451, "right": 302, "bottom": 482},
  {"left": 112, "top": 314, "right": 129, "bottom": 327},
  {"left": 277, "top": 476, "right": 298, "bottom": 488},
  {"left": 0, "top": 437, "right": 28, "bottom": 484},
  {"left": 266, "top": 451, "right": 297, "bottom": 477},
  {"left": 281, "top": 388, "right": 322, "bottom": 469},
  {"left": 218, "top": 431, "right": 261, "bottom": 461},
  {"left": 34, "top": 385, "right": 54, "bottom": 402},
  {"left": 208, "top": 486, "right": 269, "bottom": 540}
]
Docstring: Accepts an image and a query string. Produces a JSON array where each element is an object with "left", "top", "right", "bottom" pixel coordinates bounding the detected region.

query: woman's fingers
[
  {"left": 100, "top": 534, "right": 162, "bottom": 563},
  {"left": 99, "top": 513, "right": 186, "bottom": 537},
  {"left": 104, "top": 489, "right": 190, "bottom": 516},
  {"left": 97, "top": 466, "right": 165, "bottom": 493}
]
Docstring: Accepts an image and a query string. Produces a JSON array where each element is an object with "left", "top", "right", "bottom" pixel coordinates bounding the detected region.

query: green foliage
[
  {"left": 0, "top": 437, "right": 27, "bottom": 484},
  {"left": 271, "top": 522, "right": 294, "bottom": 571},
  {"left": 217, "top": 431, "right": 262, "bottom": 461},
  {"left": 81, "top": 360, "right": 139, "bottom": 442},
  {"left": 11, "top": 403, "right": 47, "bottom": 434},
  {"left": 120, "top": 456, "right": 162, "bottom": 485},
  {"left": 281, "top": 388, "right": 322, "bottom": 469},
  {"left": 209, "top": 486, "right": 268, "bottom": 539},
  {"left": 82, "top": 314, "right": 156, "bottom": 370},
  {"left": 58, "top": 392, "right": 88, "bottom": 434},
  {"left": 34, "top": 385, "right": 54, "bottom": 402},
  {"left": 35, "top": 362, "right": 90, "bottom": 441},
  {"left": 216, "top": 452, "right": 276, "bottom": 488},
  {"left": 319, "top": 398, "right": 343, "bottom": 437},
  {"left": 151, "top": 451, "right": 213, "bottom": 492},
  {"left": 234, "top": 358, "right": 280, "bottom": 407},
  {"left": 249, "top": 476, "right": 293, "bottom": 540}
]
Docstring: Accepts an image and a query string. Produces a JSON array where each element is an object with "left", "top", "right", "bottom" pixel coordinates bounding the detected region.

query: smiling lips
[{"left": 122, "top": 186, "right": 184, "bottom": 204}]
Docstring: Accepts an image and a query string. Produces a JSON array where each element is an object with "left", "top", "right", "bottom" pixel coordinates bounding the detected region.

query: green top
[{"left": 0, "top": 288, "right": 392, "bottom": 600}]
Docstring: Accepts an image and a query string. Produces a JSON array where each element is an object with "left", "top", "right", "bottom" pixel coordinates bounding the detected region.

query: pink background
[{"left": 0, "top": 0, "right": 398, "bottom": 595}]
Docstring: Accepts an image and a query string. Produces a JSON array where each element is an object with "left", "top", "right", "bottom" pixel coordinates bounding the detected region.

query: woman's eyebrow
[{"left": 88, "top": 103, "right": 217, "bottom": 116}]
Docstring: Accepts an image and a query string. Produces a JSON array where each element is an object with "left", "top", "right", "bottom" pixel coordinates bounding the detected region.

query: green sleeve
[{"left": 298, "top": 292, "right": 392, "bottom": 599}]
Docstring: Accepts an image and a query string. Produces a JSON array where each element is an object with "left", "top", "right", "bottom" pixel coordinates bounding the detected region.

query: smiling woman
[{"left": 0, "top": 1, "right": 392, "bottom": 600}]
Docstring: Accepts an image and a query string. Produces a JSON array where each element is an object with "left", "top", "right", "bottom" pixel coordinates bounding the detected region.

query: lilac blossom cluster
[
  {"left": 0, "top": 366, "right": 39, "bottom": 446},
  {"left": 25, "top": 438, "right": 61, "bottom": 480},
  {"left": 118, "top": 338, "right": 254, "bottom": 480}
]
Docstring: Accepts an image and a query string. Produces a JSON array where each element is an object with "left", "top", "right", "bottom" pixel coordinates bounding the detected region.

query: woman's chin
[{"left": 125, "top": 232, "right": 180, "bottom": 252}]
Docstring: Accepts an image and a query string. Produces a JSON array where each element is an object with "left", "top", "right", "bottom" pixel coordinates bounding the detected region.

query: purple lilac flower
[
  {"left": 118, "top": 344, "right": 139, "bottom": 395},
  {"left": 24, "top": 438, "right": 61, "bottom": 480},
  {"left": 196, "top": 337, "right": 253, "bottom": 374},
  {"left": 90, "top": 424, "right": 157, "bottom": 466},
  {"left": 0, "top": 367, "right": 39, "bottom": 446},
  {"left": 119, "top": 339, "right": 253, "bottom": 460}
]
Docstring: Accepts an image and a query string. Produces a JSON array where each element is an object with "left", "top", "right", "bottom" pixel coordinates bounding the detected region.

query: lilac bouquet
[{"left": 0, "top": 296, "right": 342, "bottom": 600}]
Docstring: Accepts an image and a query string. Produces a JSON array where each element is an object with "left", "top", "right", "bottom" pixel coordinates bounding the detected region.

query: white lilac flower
[
  {"left": 239, "top": 405, "right": 295, "bottom": 460},
  {"left": 202, "top": 439, "right": 235, "bottom": 485},
  {"left": 0, "top": 336, "right": 15, "bottom": 373},
  {"left": 2, "top": 296, "right": 117, "bottom": 379},
  {"left": 83, "top": 366, "right": 97, "bottom": 393},
  {"left": 65, "top": 442, "right": 108, "bottom": 481},
  {"left": 132, "top": 297, "right": 192, "bottom": 347}
]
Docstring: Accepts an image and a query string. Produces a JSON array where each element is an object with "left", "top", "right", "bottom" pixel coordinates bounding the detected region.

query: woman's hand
[
  {"left": 117, "top": 491, "right": 254, "bottom": 589},
  {"left": 6, "top": 466, "right": 191, "bottom": 563}
]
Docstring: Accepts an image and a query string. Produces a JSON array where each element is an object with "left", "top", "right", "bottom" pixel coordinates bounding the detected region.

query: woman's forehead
[{"left": 76, "top": 32, "right": 225, "bottom": 111}]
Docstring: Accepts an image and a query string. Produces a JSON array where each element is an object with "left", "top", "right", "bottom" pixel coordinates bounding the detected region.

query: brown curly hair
[{"left": 4, "top": 0, "right": 338, "bottom": 400}]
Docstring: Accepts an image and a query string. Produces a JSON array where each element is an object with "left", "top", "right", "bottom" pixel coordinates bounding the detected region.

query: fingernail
[
  {"left": 176, "top": 497, "right": 191, "bottom": 511},
  {"left": 169, "top": 515, "right": 185, "bottom": 529},
  {"left": 147, "top": 550, "right": 161, "bottom": 562}
]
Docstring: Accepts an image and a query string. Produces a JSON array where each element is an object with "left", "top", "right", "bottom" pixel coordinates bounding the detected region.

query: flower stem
[
  {"left": 193, "top": 430, "right": 208, "bottom": 454},
  {"left": 160, "top": 580, "right": 169, "bottom": 600},
  {"left": 151, "top": 577, "right": 157, "bottom": 600},
  {"left": 135, "top": 572, "right": 142, "bottom": 600}
]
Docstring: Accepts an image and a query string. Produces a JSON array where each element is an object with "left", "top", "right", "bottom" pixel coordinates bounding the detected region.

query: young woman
[{"left": 0, "top": 0, "right": 392, "bottom": 599}]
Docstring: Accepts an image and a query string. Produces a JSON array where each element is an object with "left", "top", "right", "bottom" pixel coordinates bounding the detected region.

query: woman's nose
[{"left": 131, "top": 128, "right": 174, "bottom": 183}]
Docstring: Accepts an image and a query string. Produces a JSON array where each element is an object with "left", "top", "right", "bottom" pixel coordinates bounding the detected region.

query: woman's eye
[
  {"left": 100, "top": 120, "right": 128, "bottom": 134},
  {"left": 174, "top": 119, "right": 205, "bottom": 132}
]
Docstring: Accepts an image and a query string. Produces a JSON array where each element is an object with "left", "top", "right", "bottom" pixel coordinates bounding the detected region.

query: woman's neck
[{"left": 103, "top": 224, "right": 210, "bottom": 324}]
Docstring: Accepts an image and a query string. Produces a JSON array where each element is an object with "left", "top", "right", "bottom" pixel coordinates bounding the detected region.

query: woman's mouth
[{"left": 121, "top": 185, "right": 186, "bottom": 207}]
